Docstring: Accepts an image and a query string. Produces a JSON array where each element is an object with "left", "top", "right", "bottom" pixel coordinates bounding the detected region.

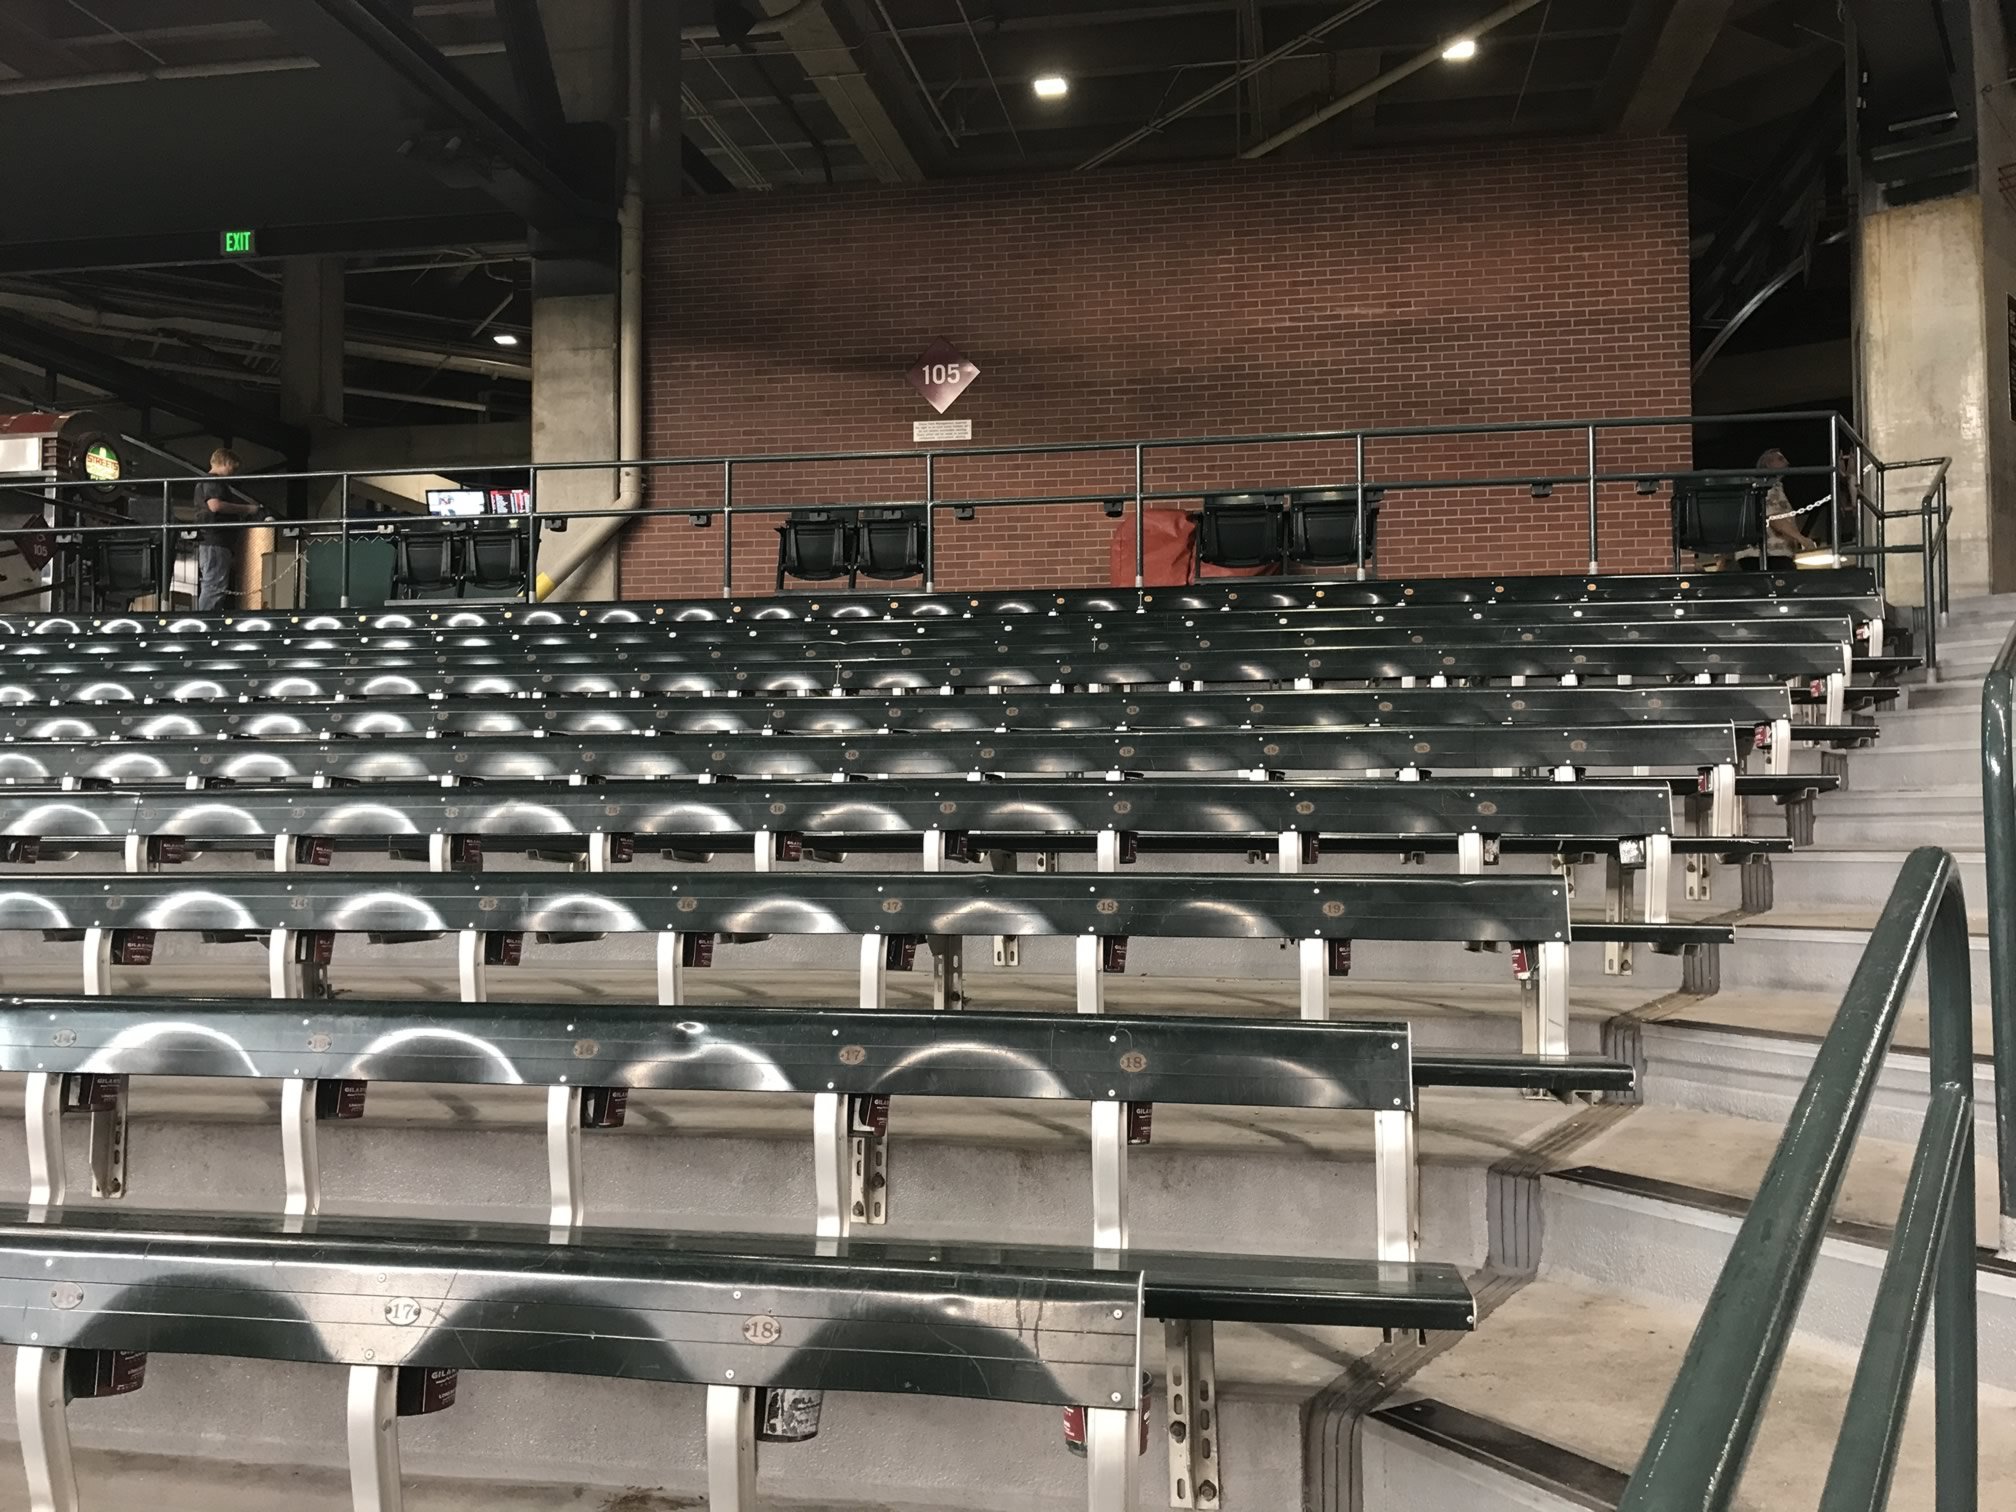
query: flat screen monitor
[
  {"left": 426, "top": 489, "right": 486, "bottom": 517},
  {"left": 489, "top": 488, "right": 531, "bottom": 514}
]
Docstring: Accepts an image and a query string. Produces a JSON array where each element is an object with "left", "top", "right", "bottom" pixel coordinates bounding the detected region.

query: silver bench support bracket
[
  {"left": 707, "top": 1381, "right": 760, "bottom": 1512},
  {"left": 347, "top": 1363, "right": 403, "bottom": 1512},
  {"left": 457, "top": 928, "right": 488, "bottom": 1003},
  {"left": 1088, "top": 1404, "right": 1141, "bottom": 1512},
  {"left": 76, "top": 931, "right": 129, "bottom": 1199},
  {"left": 1765, "top": 717, "right": 1792, "bottom": 777},
  {"left": 548, "top": 1084, "right": 584, "bottom": 1231},
  {"left": 657, "top": 931, "right": 686, "bottom": 1006},
  {"left": 16, "top": 1345, "right": 78, "bottom": 1512},
  {"left": 921, "top": 830, "right": 964, "bottom": 1011},
  {"left": 24, "top": 1071, "right": 64, "bottom": 1211},
  {"left": 1603, "top": 857, "right": 1632, "bottom": 979},
  {"left": 1644, "top": 833, "right": 1672, "bottom": 924},
  {"left": 1276, "top": 830, "right": 1331, "bottom": 1022},
  {"left": 856, "top": 937, "right": 893, "bottom": 1224},
  {"left": 1164, "top": 1318, "right": 1220, "bottom": 1510},
  {"left": 1521, "top": 939, "right": 1572, "bottom": 1060},
  {"left": 1374, "top": 1101, "right": 1421, "bottom": 1263},
  {"left": 281, "top": 1074, "right": 321, "bottom": 1220},
  {"left": 991, "top": 848, "right": 1023, "bottom": 967}
]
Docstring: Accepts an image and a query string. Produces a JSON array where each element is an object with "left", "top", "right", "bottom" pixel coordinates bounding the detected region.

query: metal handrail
[
  {"left": 1619, "top": 848, "right": 1980, "bottom": 1511},
  {"left": 1981, "top": 622, "right": 2016, "bottom": 1260},
  {"left": 2, "top": 409, "right": 1919, "bottom": 606}
]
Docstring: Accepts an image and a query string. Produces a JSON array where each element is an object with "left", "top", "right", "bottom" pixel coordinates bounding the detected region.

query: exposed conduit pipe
[
  {"left": 534, "top": 0, "right": 646, "bottom": 601},
  {"left": 1241, "top": 0, "right": 1548, "bottom": 159}
]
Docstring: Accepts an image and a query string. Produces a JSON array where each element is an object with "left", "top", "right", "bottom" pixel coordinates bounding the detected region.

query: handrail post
[
  {"left": 1983, "top": 628, "right": 2016, "bottom": 1257},
  {"left": 1875, "top": 461, "right": 1889, "bottom": 600},
  {"left": 338, "top": 474, "right": 352, "bottom": 609},
  {"left": 1133, "top": 444, "right": 1145, "bottom": 589},
  {"left": 1925, "top": 873, "right": 1979, "bottom": 1512},
  {"left": 1939, "top": 475, "right": 1951, "bottom": 625},
  {"left": 1922, "top": 484, "right": 1938, "bottom": 674},
  {"left": 721, "top": 460, "right": 733, "bottom": 600},
  {"left": 1826, "top": 413, "right": 1841, "bottom": 557},
  {"left": 1354, "top": 433, "right": 1367, "bottom": 581},
  {"left": 522, "top": 466, "right": 538, "bottom": 602},
  {"left": 158, "top": 480, "right": 171, "bottom": 608},
  {"left": 1585, "top": 423, "right": 1599, "bottom": 574},
  {"left": 923, "top": 452, "right": 936, "bottom": 592}
]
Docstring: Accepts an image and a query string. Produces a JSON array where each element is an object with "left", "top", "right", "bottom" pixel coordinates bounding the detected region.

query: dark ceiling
[{"left": 0, "top": 0, "right": 1864, "bottom": 452}]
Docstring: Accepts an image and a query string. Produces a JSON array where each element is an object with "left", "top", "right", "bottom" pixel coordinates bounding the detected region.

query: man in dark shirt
[{"left": 192, "top": 448, "right": 257, "bottom": 610}]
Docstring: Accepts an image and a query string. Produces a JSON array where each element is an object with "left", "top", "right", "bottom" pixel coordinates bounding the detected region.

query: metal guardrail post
[
  {"left": 1816, "top": 1082, "right": 1974, "bottom": 1512},
  {"left": 1922, "top": 489, "right": 1938, "bottom": 674},
  {"left": 1826, "top": 413, "right": 1841, "bottom": 558},
  {"left": 720, "top": 460, "right": 733, "bottom": 600},
  {"left": 338, "top": 474, "right": 353, "bottom": 609},
  {"left": 1354, "top": 433, "right": 1368, "bottom": 581},
  {"left": 1618, "top": 848, "right": 1980, "bottom": 1509},
  {"left": 923, "top": 453, "right": 936, "bottom": 592},
  {"left": 157, "top": 481, "right": 171, "bottom": 607},
  {"left": 522, "top": 465, "right": 538, "bottom": 602},
  {"left": 1586, "top": 423, "right": 1599, "bottom": 574},
  {"left": 1982, "top": 622, "right": 2016, "bottom": 1258},
  {"left": 1133, "top": 444, "right": 1145, "bottom": 589}
]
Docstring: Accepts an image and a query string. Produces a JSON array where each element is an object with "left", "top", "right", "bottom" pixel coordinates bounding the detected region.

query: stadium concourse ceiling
[{"left": 0, "top": 0, "right": 1883, "bottom": 436}]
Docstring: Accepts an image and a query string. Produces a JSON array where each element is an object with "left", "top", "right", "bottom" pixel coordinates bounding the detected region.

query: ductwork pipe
[{"left": 533, "top": 0, "right": 647, "bottom": 601}]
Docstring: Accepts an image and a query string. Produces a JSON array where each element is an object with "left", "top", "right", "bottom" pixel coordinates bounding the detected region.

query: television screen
[
  {"left": 489, "top": 488, "right": 531, "bottom": 514},
  {"left": 426, "top": 489, "right": 486, "bottom": 517}
]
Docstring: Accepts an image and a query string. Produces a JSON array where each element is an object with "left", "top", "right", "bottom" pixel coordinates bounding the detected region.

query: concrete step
[
  {"left": 1831, "top": 738, "right": 1981, "bottom": 789},
  {"left": 1766, "top": 847, "right": 1984, "bottom": 913},
  {"left": 1899, "top": 674, "right": 1987, "bottom": 711},
  {"left": 1366, "top": 1277, "right": 2016, "bottom": 1512},
  {"left": 1633, "top": 1000, "right": 2000, "bottom": 1136},
  {"left": 1542, "top": 1167, "right": 2016, "bottom": 1388},
  {"left": 1719, "top": 918, "right": 1991, "bottom": 1007}
]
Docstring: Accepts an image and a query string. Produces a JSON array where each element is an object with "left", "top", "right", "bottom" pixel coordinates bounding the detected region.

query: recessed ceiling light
[
  {"left": 1032, "top": 75, "right": 1069, "bottom": 100},
  {"left": 492, "top": 332, "right": 521, "bottom": 347},
  {"left": 1441, "top": 37, "right": 1478, "bottom": 61}
]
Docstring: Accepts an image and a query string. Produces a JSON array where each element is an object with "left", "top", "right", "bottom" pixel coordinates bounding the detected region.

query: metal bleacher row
[{"left": 0, "top": 565, "right": 1905, "bottom": 1511}]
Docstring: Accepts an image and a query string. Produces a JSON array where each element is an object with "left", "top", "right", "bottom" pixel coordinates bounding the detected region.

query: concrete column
[
  {"left": 280, "top": 256, "right": 344, "bottom": 428},
  {"left": 1859, "top": 195, "right": 1989, "bottom": 603},
  {"left": 531, "top": 290, "right": 621, "bottom": 601}
]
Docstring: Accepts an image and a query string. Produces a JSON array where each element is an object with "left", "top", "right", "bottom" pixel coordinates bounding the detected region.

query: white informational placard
[{"left": 913, "top": 418, "right": 973, "bottom": 442}]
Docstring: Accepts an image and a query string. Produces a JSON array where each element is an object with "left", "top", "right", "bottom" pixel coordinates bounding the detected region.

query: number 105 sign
[{"left": 907, "top": 338, "right": 979, "bottom": 414}]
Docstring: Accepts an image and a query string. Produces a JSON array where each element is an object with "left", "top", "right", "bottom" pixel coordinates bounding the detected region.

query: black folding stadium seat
[
  {"left": 1671, "top": 477, "right": 1767, "bottom": 560},
  {"left": 1285, "top": 486, "right": 1382, "bottom": 572},
  {"left": 1195, "top": 491, "right": 1282, "bottom": 574},
  {"left": 775, "top": 508, "right": 857, "bottom": 589}
]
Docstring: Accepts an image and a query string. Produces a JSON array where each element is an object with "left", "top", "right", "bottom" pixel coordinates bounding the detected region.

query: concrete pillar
[
  {"left": 531, "top": 290, "right": 621, "bottom": 601},
  {"left": 1859, "top": 195, "right": 1989, "bottom": 603},
  {"left": 280, "top": 256, "right": 344, "bottom": 428}
]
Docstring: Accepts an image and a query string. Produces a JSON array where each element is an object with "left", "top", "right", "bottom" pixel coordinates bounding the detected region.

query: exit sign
[{"left": 220, "top": 229, "right": 257, "bottom": 256}]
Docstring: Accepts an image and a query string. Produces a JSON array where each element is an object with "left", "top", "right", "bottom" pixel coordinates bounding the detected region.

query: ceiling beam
[
  {"left": 730, "top": 0, "right": 923, "bottom": 182},
  {"left": 492, "top": 0, "right": 568, "bottom": 146},
  {"left": 0, "top": 310, "right": 307, "bottom": 458},
  {"left": 0, "top": 213, "right": 527, "bottom": 277},
  {"left": 1612, "top": 0, "right": 1737, "bottom": 136},
  {"left": 267, "top": 0, "right": 612, "bottom": 229}
]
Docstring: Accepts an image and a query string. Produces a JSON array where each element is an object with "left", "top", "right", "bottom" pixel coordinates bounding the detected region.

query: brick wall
[{"left": 628, "top": 136, "right": 1691, "bottom": 598}]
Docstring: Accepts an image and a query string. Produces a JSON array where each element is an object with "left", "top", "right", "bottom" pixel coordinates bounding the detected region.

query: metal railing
[
  {"left": 1619, "top": 847, "right": 1981, "bottom": 1511},
  {"left": 0, "top": 409, "right": 1925, "bottom": 611},
  {"left": 1980, "top": 623, "right": 2016, "bottom": 1261}
]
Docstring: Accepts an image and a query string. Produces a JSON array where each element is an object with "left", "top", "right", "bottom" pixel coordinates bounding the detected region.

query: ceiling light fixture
[
  {"left": 1441, "top": 37, "right": 1478, "bottom": 61},
  {"left": 492, "top": 332, "right": 521, "bottom": 347},
  {"left": 1032, "top": 74, "right": 1069, "bottom": 100}
]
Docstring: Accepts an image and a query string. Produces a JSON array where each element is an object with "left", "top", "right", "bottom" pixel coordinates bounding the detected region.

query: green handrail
[
  {"left": 1619, "top": 847, "right": 1978, "bottom": 1512},
  {"left": 1984, "top": 619, "right": 2016, "bottom": 1258}
]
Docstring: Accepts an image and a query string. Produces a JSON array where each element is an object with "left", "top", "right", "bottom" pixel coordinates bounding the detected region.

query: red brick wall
[{"left": 628, "top": 137, "right": 1691, "bottom": 598}]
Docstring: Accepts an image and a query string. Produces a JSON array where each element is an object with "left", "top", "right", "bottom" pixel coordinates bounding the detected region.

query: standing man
[{"left": 193, "top": 449, "right": 258, "bottom": 610}]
